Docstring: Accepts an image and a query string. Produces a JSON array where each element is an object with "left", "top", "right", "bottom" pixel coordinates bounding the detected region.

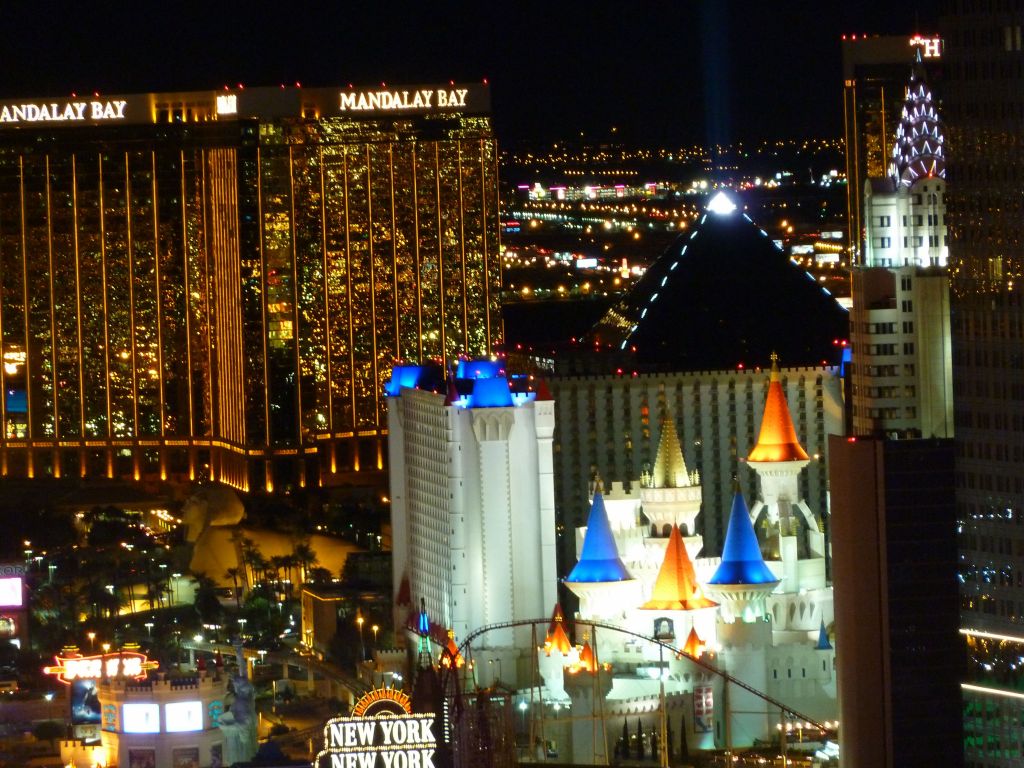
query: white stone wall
[{"left": 551, "top": 367, "right": 843, "bottom": 558}]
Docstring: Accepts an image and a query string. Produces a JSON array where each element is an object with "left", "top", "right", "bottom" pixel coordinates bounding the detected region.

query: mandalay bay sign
[
  {"left": 315, "top": 687, "right": 437, "bottom": 768},
  {"left": 0, "top": 100, "right": 128, "bottom": 124}
]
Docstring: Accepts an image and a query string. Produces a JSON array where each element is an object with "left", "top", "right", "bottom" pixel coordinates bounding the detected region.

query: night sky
[{"left": 0, "top": 1, "right": 938, "bottom": 145}]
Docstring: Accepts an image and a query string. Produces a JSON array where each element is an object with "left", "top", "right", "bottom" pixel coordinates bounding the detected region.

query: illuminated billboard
[
  {"left": 0, "top": 577, "right": 22, "bottom": 608},
  {"left": 165, "top": 701, "right": 203, "bottom": 732},
  {"left": 70, "top": 678, "right": 101, "bottom": 725},
  {"left": 122, "top": 703, "right": 160, "bottom": 733},
  {"left": 316, "top": 687, "right": 435, "bottom": 768}
]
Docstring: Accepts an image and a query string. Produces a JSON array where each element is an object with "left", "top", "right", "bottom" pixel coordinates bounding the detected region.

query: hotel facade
[{"left": 0, "top": 84, "right": 500, "bottom": 491}]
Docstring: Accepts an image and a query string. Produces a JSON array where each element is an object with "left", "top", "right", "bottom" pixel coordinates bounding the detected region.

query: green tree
[{"left": 191, "top": 572, "right": 223, "bottom": 626}]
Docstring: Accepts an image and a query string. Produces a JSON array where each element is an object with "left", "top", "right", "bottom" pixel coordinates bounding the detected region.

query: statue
[{"left": 218, "top": 641, "right": 257, "bottom": 765}]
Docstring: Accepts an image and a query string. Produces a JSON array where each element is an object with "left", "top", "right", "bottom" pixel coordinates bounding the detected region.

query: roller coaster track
[{"left": 440, "top": 616, "right": 832, "bottom": 734}]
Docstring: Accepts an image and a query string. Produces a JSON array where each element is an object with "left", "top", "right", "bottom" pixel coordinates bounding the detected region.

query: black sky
[{"left": 0, "top": 1, "right": 938, "bottom": 145}]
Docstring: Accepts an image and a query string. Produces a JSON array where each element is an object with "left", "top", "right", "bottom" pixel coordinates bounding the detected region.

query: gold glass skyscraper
[{"left": 0, "top": 84, "right": 500, "bottom": 491}]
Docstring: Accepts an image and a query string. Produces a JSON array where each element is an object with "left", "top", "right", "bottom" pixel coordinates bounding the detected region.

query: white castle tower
[{"left": 387, "top": 362, "right": 558, "bottom": 685}]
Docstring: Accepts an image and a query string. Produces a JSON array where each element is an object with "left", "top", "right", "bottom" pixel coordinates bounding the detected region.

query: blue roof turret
[
  {"left": 816, "top": 620, "right": 833, "bottom": 651},
  {"left": 565, "top": 492, "right": 631, "bottom": 583},
  {"left": 708, "top": 490, "right": 779, "bottom": 586}
]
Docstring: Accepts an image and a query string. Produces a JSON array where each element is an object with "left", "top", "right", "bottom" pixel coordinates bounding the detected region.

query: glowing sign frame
[
  {"left": 44, "top": 651, "right": 157, "bottom": 685},
  {"left": 351, "top": 686, "right": 412, "bottom": 718},
  {"left": 316, "top": 687, "right": 435, "bottom": 768}
]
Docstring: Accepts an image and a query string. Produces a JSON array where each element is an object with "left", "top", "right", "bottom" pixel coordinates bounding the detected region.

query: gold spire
[{"left": 651, "top": 412, "right": 690, "bottom": 488}]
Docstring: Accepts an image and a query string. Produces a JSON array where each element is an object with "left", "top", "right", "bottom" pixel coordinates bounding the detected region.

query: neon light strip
[
  {"left": 962, "top": 683, "right": 1024, "bottom": 702},
  {"left": 960, "top": 628, "right": 1024, "bottom": 644}
]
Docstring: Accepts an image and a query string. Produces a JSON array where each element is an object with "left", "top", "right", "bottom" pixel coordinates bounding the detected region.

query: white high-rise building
[
  {"left": 852, "top": 50, "right": 953, "bottom": 439},
  {"left": 386, "top": 362, "right": 557, "bottom": 668}
]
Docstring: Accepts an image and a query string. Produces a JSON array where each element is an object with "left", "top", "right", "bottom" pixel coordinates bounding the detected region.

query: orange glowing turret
[
  {"left": 441, "top": 629, "right": 464, "bottom": 669},
  {"left": 578, "top": 638, "right": 597, "bottom": 673},
  {"left": 641, "top": 524, "right": 717, "bottom": 611},
  {"left": 679, "top": 627, "right": 705, "bottom": 658},
  {"left": 747, "top": 354, "right": 810, "bottom": 463},
  {"left": 545, "top": 604, "right": 573, "bottom": 656}
]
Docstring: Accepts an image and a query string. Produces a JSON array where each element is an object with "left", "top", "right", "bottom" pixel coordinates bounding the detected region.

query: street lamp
[
  {"left": 144, "top": 622, "right": 154, "bottom": 638},
  {"left": 371, "top": 624, "right": 379, "bottom": 646},
  {"left": 86, "top": 631, "right": 96, "bottom": 653},
  {"left": 356, "top": 613, "right": 365, "bottom": 661},
  {"left": 101, "top": 643, "right": 111, "bottom": 654}
]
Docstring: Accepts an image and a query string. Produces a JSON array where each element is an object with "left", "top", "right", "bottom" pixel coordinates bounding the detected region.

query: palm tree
[
  {"left": 291, "top": 540, "right": 318, "bottom": 585},
  {"left": 268, "top": 556, "right": 287, "bottom": 594},
  {"left": 281, "top": 554, "right": 299, "bottom": 596},
  {"left": 224, "top": 567, "right": 243, "bottom": 609},
  {"left": 250, "top": 552, "right": 269, "bottom": 593},
  {"left": 239, "top": 537, "right": 262, "bottom": 588}
]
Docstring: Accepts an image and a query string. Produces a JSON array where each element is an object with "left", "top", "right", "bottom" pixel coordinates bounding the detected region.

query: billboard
[
  {"left": 122, "top": 703, "right": 159, "bottom": 733},
  {"left": 70, "top": 677, "right": 101, "bottom": 726},
  {"left": 165, "top": 701, "right": 203, "bottom": 732},
  {"left": 693, "top": 685, "right": 714, "bottom": 734},
  {"left": 0, "top": 565, "right": 24, "bottom": 609}
]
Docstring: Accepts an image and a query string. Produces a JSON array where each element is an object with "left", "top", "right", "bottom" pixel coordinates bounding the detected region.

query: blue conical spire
[
  {"left": 566, "top": 492, "right": 631, "bottom": 583},
  {"left": 816, "top": 620, "right": 832, "bottom": 650},
  {"left": 708, "top": 490, "right": 779, "bottom": 586}
]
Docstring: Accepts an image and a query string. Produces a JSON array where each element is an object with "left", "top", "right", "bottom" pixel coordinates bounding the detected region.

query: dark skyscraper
[
  {"left": 829, "top": 435, "right": 962, "bottom": 768},
  {"left": 943, "top": 2, "right": 1024, "bottom": 765},
  {"left": 0, "top": 84, "right": 500, "bottom": 492}
]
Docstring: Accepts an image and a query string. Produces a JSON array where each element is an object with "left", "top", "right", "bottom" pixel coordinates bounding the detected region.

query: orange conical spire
[
  {"left": 578, "top": 638, "right": 597, "bottom": 673},
  {"left": 747, "top": 354, "right": 809, "bottom": 463},
  {"left": 680, "top": 627, "right": 705, "bottom": 658},
  {"left": 547, "top": 603, "right": 565, "bottom": 635},
  {"left": 640, "top": 524, "right": 717, "bottom": 611},
  {"left": 441, "top": 629, "right": 464, "bottom": 668},
  {"left": 545, "top": 604, "right": 573, "bottom": 655}
]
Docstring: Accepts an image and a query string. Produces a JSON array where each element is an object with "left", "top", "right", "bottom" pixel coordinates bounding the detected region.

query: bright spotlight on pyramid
[{"left": 707, "top": 191, "right": 737, "bottom": 215}]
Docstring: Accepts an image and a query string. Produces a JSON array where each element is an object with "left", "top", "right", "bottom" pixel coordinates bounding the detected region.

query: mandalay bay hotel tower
[{"left": 0, "top": 84, "right": 500, "bottom": 491}]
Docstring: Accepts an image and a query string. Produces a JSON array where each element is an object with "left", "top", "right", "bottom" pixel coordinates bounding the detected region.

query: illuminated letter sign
[
  {"left": 338, "top": 87, "right": 469, "bottom": 113},
  {"left": 44, "top": 651, "right": 157, "bottom": 684},
  {"left": 0, "top": 100, "right": 128, "bottom": 124},
  {"left": 316, "top": 687, "right": 436, "bottom": 768},
  {"left": 909, "top": 35, "right": 942, "bottom": 58}
]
